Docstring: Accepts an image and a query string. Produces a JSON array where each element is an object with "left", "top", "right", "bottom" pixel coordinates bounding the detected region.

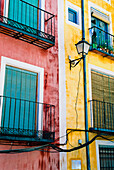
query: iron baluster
[
  {"left": 44, "top": 12, "right": 45, "bottom": 33},
  {"left": 54, "top": 15, "right": 55, "bottom": 37},
  {"left": 2, "top": 96, "right": 6, "bottom": 128},
  {"left": 50, "top": 105, "right": 52, "bottom": 132},
  {"left": 93, "top": 100, "right": 95, "bottom": 128},
  {"left": 54, "top": 106, "right": 55, "bottom": 134},
  {"left": 13, "top": 97, "right": 17, "bottom": 130},
  {"left": 48, "top": 105, "right": 50, "bottom": 131},
  {"left": 103, "top": 101, "right": 106, "bottom": 129},
  {"left": 107, "top": 103, "right": 109, "bottom": 129},
  {"left": 28, "top": 100, "right": 30, "bottom": 131},
  {"left": 45, "top": 104, "right": 47, "bottom": 131},
  {"left": 46, "top": 13, "right": 48, "bottom": 34},
  {"left": 96, "top": 100, "right": 98, "bottom": 128},
  {"left": 99, "top": 101, "right": 101, "bottom": 129}
]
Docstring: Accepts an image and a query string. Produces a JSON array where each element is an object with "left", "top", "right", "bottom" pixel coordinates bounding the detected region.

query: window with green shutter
[
  {"left": 1, "top": 66, "right": 38, "bottom": 135},
  {"left": 8, "top": 0, "right": 39, "bottom": 29}
]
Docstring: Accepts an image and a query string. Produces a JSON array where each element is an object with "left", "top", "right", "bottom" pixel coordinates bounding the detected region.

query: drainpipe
[{"left": 81, "top": 0, "right": 91, "bottom": 169}]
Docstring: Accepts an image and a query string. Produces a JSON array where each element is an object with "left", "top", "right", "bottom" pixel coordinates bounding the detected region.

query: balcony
[
  {"left": 89, "top": 100, "right": 114, "bottom": 133},
  {"left": 0, "top": 0, "right": 55, "bottom": 49},
  {"left": 89, "top": 26, "right": 114, "bottom": 58},
  {"left": 0, "top": 96, "right": 55, "bottom": 143}
]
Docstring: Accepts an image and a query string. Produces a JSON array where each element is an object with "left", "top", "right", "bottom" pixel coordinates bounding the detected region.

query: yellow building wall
[{"left": 64, "top": 0, "right": 114, "bottom": 169}]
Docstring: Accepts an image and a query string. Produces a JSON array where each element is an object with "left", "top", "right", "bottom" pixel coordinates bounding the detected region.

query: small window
[
  {"left": 71, "top": 160, "right": 81, "bottom": 170},
  {"left": 68, "top": 8, "right": 77, "bottom": 24},
  {"left": 66, "top": 1, "right": 81, "bottom": 29}
]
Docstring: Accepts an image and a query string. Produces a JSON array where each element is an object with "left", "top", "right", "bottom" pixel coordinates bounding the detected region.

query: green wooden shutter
[
  {"left": 8, "top": 0, "right": 38, "bottom": 29},
  {"left": 1, "top": 66, "right": 37, "bottom": 134}
]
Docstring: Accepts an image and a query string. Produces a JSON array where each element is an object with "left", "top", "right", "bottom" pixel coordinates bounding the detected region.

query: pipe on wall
[{"left": 81, "top": 0, "right": 91, "bottom": 169}]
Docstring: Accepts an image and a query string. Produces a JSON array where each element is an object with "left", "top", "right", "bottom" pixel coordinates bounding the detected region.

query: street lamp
[
  {"left": 75, "top": 39, "right": 90, "bottom": 55},
  {"left": 69, "top": 39, "right": 90, "bottom": 70}
]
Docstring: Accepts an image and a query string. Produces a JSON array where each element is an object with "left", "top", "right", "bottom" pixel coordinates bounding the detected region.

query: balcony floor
[
  {"left": 0, "top": 16, "right": 55, "bottom": 49},
  {"left": 90, "top": 48, "right": 114, "bottom": 59},
  {"left": 89, "top": 128, "right": 114, "bottom": 135},
  {"left": 0, "top": 127, "right": 55, "bottom": 144}
]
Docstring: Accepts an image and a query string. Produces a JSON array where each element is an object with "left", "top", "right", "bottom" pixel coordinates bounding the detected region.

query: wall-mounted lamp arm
[{"left": 68, "top": 56, "right": 83, "bottom": 70}]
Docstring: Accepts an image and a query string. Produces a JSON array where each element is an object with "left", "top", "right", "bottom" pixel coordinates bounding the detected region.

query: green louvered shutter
[
  {"left": 1, "top": 66, "right": 37, "bottom": 135},
  {"left": 8, "top": 0, "right": 38, "bottom": 29}
]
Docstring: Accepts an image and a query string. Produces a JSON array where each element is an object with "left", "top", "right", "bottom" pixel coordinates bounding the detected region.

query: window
[
  {"left": 99, "top": 145, "right": 114, "bottom": 169},
  {"left": 0, "top": 57, "right": 55, "bottom": 141},
  {"left": 91, "top": 16, "right": 108, "bottom": 31},
  {"left": 8, "top": 0, "right": 39, "bottom": 29},
  {"left": 91, "top": 16, "right": 109, "bottom": 49},
  {"left": 71, "top": 160, "right": 81, "bottom": 170},
  {"left": 68, "top": 8, "right": 77, "bottom": 24},
  {"left": 4, "top": 0, "right": 45, "bottom": 31},
  {"left": 90, "top": 69, "right": 114, "bottom": 130},
  {"left": 0, "top": 57, "right": 44, "bottom": 136},
  {"left": 89, "top": 7, "right": 114, "bottom": 55},
  {"left": 96, "top": 140, "right": 114, "bottom": 170},
  {"left": 66, "top": 1, "right": 81, "bottom": 29},
  {"left": 1, "top": 66, "right": 37, "bottom": 135},
  {"left": 2, "top": 0, "right": 55, "bottom": 49},
  {"left": 91, "top": 70, "right": 114, "bottom": 103}
]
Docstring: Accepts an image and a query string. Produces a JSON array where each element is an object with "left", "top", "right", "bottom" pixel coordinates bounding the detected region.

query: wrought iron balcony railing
[
  {"left": 89, "top": 26, "right": 114, "bottom": 57},
  {"left": 0, "top": 0, "right": 55, "bottom": 49},
  {"left": 0, "top": 96, "right": 55, "bottom": 142},
  {"left": 90, "top": 100, "right": 114, "bottom": 132}
]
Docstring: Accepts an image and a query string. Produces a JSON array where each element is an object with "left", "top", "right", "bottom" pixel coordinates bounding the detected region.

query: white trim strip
[{"left": 58, "top": 0, "right": 67, "bottom": 169}]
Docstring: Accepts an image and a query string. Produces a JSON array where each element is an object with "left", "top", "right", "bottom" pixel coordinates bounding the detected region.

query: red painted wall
[
  {"left": 0, "top": 0, "right": 59, "bottom": 169},
  {"left": 0, "top": 0, "right": 4, "bottom": 16}
]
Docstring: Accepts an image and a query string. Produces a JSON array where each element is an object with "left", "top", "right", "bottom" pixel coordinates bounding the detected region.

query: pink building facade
[{"left": 0, "top": 0, "right": 59, "bottom": 169}]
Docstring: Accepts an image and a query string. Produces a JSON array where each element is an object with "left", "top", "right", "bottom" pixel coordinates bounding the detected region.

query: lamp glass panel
[
  {"left": 84, "top": 42, "right": 90, "bottom": 54},
  {"left": 77, "top": 43, "right": 83, "bottom": 54}
]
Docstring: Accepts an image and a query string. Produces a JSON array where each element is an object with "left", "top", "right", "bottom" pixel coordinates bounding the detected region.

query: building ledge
[
  {"left": 0, "top": 127, "right": 55, "bottom": 144},
  {"left": 90, "top": 48, "right": 114, "bottom": 59},
  {"left": 89, "top": 128, "right": 114, "bottom": 135}
]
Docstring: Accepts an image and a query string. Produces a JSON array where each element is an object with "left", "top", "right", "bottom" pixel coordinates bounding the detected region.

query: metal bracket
[{"left": 68, "top": 56, "right": 83, "bottom": 70}]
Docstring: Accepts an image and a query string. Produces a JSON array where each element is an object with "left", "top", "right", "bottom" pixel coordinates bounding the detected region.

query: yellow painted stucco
[{"left": 64, "top": 0, "right": 114, "bottom": 169}]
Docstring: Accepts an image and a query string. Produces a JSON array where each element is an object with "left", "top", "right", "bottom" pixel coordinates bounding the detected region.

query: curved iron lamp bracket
[{"left": 69, "top": 56, "right": 83, "bottom": 70}]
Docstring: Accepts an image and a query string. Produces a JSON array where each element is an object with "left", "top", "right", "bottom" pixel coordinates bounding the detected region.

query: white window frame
[
  {"left": 4, "top": 0, "right": 45, "bottom": 32},
  {"left": 88, "top": 1, "right": 112, "bottom": 44},
  {"left": 88, "top": 64, "right": 114, "bottom": 128},
  {"left": 0, "top": 56, "right": 44, "bottom": 131},
  {"left": 66, "top": 0, "right": 81, "bottom": 30},
  {"left": 96, "top": 140, "right": 114, "bottom": 170}
]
